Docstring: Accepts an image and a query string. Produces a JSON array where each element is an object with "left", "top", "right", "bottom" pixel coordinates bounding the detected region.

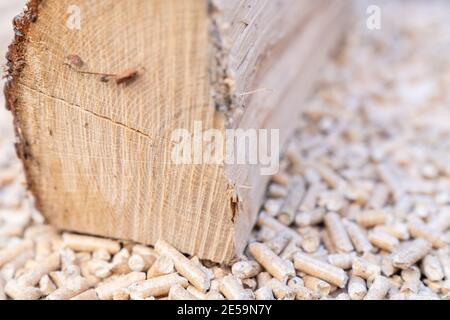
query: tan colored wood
[{"left": 5, "top": 0, "right": 350, "bottom": 263}]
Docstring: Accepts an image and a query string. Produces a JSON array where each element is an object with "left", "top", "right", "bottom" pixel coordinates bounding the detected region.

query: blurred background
[{"left": 0, "top": 0, "right": 26, "bottom": 139}]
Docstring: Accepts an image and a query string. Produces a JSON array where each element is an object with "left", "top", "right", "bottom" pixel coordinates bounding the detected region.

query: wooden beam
[{"left": 5, "top": 0, "right": 350, "bottom": 263}]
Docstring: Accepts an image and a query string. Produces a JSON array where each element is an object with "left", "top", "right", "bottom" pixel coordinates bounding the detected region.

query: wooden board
[{"left": 5, "top": 0, "right": 350, "bottom": 263}]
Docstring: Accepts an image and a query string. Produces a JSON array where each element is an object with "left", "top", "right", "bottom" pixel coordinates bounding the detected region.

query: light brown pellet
[
  {"left": 49, "top": 271, "right": 69, "bottom": 288},
  {"left": 155, "top": 240, "right": 210, "bottom": 292},
  {"left": 278, "top": 176, "right": 305, "bottom": 225},
  {"left": 294, "top": 252, "right": 348, "bottom": 288},
  {"left": 312, "top": 163, "right": 346, "bottom": 189},
  {"left": 206, "top": 291, "right": 225, "bottom": 300},
  {"left": 0, "top": 240, "right": 33, "bottom": 267},
  {"left": 303, "top": 276, "right": 331, "bottom": 298},
  {"left": 352, "top": 257, "right": 381, "bottom": 281},
  {"left": 377, "top": 163, "right": 404, "bottom": 200},
  {"left": 299, "top": 227, "right": 321, "bottom": 253},
  {"left": 368, "top": 184, "right": 390, "bottom": 209},
  {"left": 335, "top": 292, "right": 350, "bottom": 300},
  {"left": 190, "top": 256, "right": 214, "bottom": 281},
  {"left": 257, "top": 212, "right": 302, "bottom": 244},
  {"left": 112, "top": 289, "right": 130, "bottom": 300},
  {"left": 131, "top": 245, "right": 158, "bottom": 268},
  {"left": 319, "top": 191, "right": 345, "bottom": 212},
  {"left": 254, "top": 286, "right": 275, "bottom": 300},
  {"left": 356, "top": 210, "right": 387, "bottom": 228},
  {"left": 400, "top": 267, "right": 421, "bottom": 294},
  {"left": 46, "top": 276, "right": 92, "bottom": 300},
  {"left": 271, "top": 173, "right": 290, "bottom": 187},
  {"left": 212, "top": 266, "right": 229, "bottom": 280},
  {"left": 186, "top": 285, "right": 207, "bottom": 299},
  {"left": 264, "top": 199, "right": 283, "bottom": 217},
  {"left": 39, "top": 274, "right": 57, "bottom": 296},
  {"left": 299, "top": 183, "right": 323, "bottom": 212},
  {"left": 265, "top": 232, "right": 291, "bottom": 255},
  {"left": 392, "top": 238, "right": 432, "bottom": 269},
  {"left": 321, "top": 230, "right": 337, "bottom": 254},
  {"left": 347, "top": 204, "right": 362, "bottom": 220},
  {"left": 15, "top": 252, "right": 60, "bottom": 287},
  {"left": 71, "top": 288, "right": 99, "bottom": 300},
  {"left": 421, "top": 254, "right": 444, "bottom": 282},
  {"left": 130, "top": 273, "right": 188, "bottom": 299},
  {"left": 348, "top": 276, "right": 367, "bottom": 300},
  {"left": 23, "top": 225, "right": 57, "bottom": 240},
  {"left": 324, "top": 212, "right": 354, "bottom": 253},
  {"left": 4, "top": 282, "right": 42, "bottom": 300},
  {"left": 256, "top": 226, "right": 277, "bottom": 242},
  {"left": 268, "top": 184, "right": 288, "bottom": 198},
  {"left": 60, "top": 249, "right": 77, "bottom": 270},
  {"left": 147, "top": 255, "right": 174, "bottom": 278},
  {"left": 437, "top": 248, "right": 450, "bottom": 279},
  {"left": 327, "top": 253, "right": 355, "bottom": 270},
  {"left": 295, "top": 209, "right": 325, "bottom": 227},
  {"left": 268, "top": 278, "right": 295, "bottom": 300},
  {"left": 1, "top": 249, "right": 34, "bottom": 281},
  {"left": 35, "top": 238, "right": 53, "bottom": 261},
  {"left": 0, "top": 277, "right": 6, "bottom": 300},
  {"left": 111, "top": 248, "right": 131, "bottom": 274},
  {"left": 393, "top": 196, "right": 412, "bottom": 220},
  {"left": 242, "top": 278, "right": 257, "bottom": 291},
  {"left": 280, "top": 240, "right": 300, "bottom": 261},
  {"left": 428, "top": 210, "right": 450, "bottom": 232},
  {"left": 287, "top": 276, "right": 304, "bottom": 288},
  {"left": 62, "top": 233, "right": 120, "bottom": 254},
  {"left": 220, "top": 275, "right": 253, "bottom": 300},
  {"left": 303, "top": 167, "right": 321, "bottom": 185},
  {"left": 364, "top": 276, "right": 390, "bottom": 300},
  {"left": 95, "top": 272, "right": 146, "bottom": 300},
  {"left": 423, "top": 279, "right": 443, "bottom": 295},
  {"left": 375, "top": 224, "right": 410, "bottom": 241},
  {"left": 248, "top": 242, "right": 295, "bottom": 281},
  {"left": 381, "top": 256, "right": 398, "bottom": 277},
  {"left": 87, "top": 259, "right": 112, "bottom": 279},
  {"left": 92, "top": 249, "right": 111, "bottom": 261},
  {"left": 297, "top": 284, "right": 317, "bottom": 300},
  {"left": 368, "top": 230, "right": 399, "bottom": 252},
  {"left": 344, "top": 220, "right": 373, "bottom": 253},
  {"left": 256, "top": 272, "right": 273, "bottom": 289},
  {"left": 408, "top": 220, "right": 446, "bottom": 248},
  {"left": 169, "top": 284, "right": 198, "bottom": 300},
  {"left": 231, "top": 260, "right": 261, "bottom": 279}
]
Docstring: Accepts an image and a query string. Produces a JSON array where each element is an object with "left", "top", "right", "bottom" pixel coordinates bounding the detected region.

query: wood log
[{"left": 5, "top": 0, "right": 350, "bottom": 263}]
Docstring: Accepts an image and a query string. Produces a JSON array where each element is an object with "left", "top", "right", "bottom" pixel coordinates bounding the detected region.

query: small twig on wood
[{"left": 64, "top": 54, "right": 140, "bottom": 85}]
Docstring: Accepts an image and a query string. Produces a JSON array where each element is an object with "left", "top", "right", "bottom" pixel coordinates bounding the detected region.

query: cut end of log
[{"left": 4, "top": 0, "right": 350, "bottom": 263}]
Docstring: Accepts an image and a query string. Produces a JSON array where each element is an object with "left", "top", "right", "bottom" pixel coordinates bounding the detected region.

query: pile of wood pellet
[{"left": 1, "top": 0, "right": 450, "bottom": 300}]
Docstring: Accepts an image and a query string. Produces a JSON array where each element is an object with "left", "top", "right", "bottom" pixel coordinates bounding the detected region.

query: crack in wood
[{"left": 17, "top": 82, "right": 156, "bottom": 145}]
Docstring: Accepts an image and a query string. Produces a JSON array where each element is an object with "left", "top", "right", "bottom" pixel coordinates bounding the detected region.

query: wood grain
[{"left": 5, "top": 0, "right": 350, "bottom": 262}]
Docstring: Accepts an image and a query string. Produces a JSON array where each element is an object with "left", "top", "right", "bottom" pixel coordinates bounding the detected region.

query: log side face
[
  {"left": 6, "top": 0, "right": 237, "bottom": 262},
  {"left": 214, "top": 0, "right": 351, "bottom": 249}
]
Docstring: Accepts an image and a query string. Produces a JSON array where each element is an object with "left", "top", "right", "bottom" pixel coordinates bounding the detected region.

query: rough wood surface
[{"left": 5, "top": 0, "right": 350, "bottom": 263}]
